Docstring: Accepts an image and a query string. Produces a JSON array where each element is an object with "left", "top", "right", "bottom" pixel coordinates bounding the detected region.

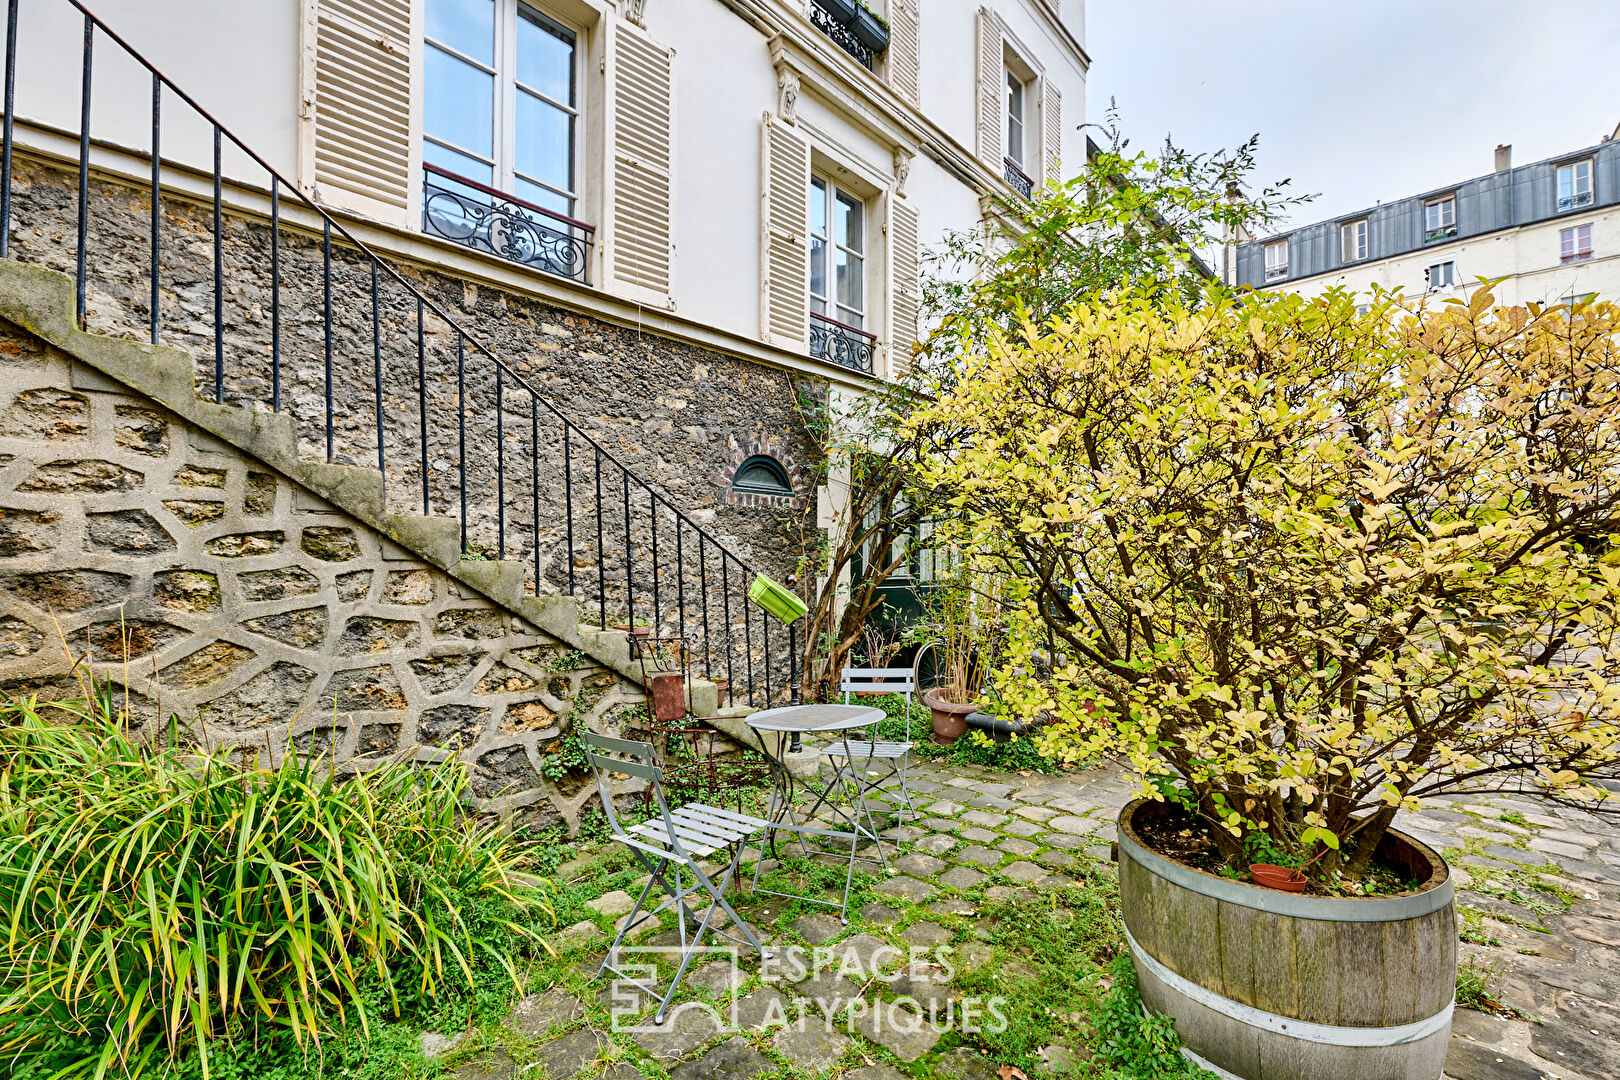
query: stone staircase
[{"left": 0, "top": 257, "right": 758, "bottom": 727}]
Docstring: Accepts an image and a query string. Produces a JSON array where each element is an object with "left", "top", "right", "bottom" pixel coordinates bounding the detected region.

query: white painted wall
[{"left": 1276, "top": 208, "right": 1620, "bottom": 309}]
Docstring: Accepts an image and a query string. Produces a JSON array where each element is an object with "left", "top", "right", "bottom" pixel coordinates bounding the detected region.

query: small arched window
[{"left": 731, "top": 455, "right": 793, "bottom": 497}]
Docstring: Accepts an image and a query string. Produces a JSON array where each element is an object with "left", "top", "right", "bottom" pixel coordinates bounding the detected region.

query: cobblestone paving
[{"left": 441, "top": 756, "right": 1620, "bottom": 1080}]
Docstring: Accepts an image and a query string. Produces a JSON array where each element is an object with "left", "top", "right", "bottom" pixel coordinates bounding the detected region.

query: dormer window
[
  {"left": 1558, "top": 160, "right": 1594, "bottom": 212},
  {"left": 1424, "top": 195, "right": 1456, "bottom": 242}
]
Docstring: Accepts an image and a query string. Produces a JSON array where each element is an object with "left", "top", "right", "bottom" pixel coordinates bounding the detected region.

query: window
[
  {"left": 809, "top": 176, "right": 866, "bottom": 330},
  {"left": 1341, "top": 219, "right": 1369, "bottom": 262},
  {"left": 1561, "top": 224, "right": 1594, "bottom": 262},
  {"left": 423, "top": 0, "right": 579, "bottom": 218},
  {"left": 1264, "top": 241, "right": 1289, "bottom": 281},
  {"left": 1005, "top": 70, "right": 1026, "bottom": 169},
  {"left": 1425, "top": 195, "right": 1456, "bottom": 241},
  {"left": 731, "top": 456, "right": 793, "bottom": 497},
  {"left": 1557, "top": 160, "right": 1593, "bottom": 212},
  {"left": 1427, "top": 261, "right": 1455, "bottom": 290}
]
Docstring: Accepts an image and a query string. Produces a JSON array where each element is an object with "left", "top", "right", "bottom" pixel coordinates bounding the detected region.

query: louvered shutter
[
  {"left": 609, "top": 23, "right": 674, "bottom": 304},
  {"left": 1042, "top": 80, "right": 1062, "bottom": 184},
  {"left": 975, "top": 9, "right": 1004, "bottom": 169},
  {"left": 759, "top": 113, "right": 810, "bottom": 350},
  {"left": 887, "top": 196, "right": 920, "bottom": 377},
  {"left": 304, "top": 0, "right": 412, "bottom": 222},
  {"left": 886, "top": 0, "right": 919, "bottom": 107}
]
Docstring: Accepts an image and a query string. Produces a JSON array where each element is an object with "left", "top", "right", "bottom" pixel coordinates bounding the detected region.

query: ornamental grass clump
[
  {"left": 0, "top": 691, "right": 546, "bottom": 1078},
  {"left": 911, "top": 284, "right": 1620, "bottom": 885}
]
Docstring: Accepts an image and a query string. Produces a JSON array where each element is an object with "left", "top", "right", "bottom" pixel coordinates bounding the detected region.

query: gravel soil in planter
[{"left": 1116, "top": 798, "right": 1457, "bottom": 1080}]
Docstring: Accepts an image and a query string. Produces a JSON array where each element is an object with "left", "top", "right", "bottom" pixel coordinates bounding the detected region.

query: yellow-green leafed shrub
[{"left": 0, "top": 691, "right": 548, "bottom": 1078}]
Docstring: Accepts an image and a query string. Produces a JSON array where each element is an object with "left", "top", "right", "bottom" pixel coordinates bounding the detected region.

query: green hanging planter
[{"left": 748, "top": 573, "right": 807, "bottom": 624}]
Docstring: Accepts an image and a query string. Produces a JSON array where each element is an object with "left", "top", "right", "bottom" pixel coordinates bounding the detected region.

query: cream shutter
[
  {"left": 304, "top": 0, "right": 412, "bottom": 222},
  {"left": 887, "top": 196, "right": 920, "bottom": 376},
  {"left": 975, "top": 9, "right": 1004, "bottom": 169},
  {"left": 609, "top": 23, "right": 674, "bottom": 303},
  {"left": 1042, "top": 80, "right": 1062, "bottom": 184},
  {"left": 759, "top": 114, "right": 811, "bottom": 351},
  {"left": 886, "top": 0, "right": 920, "bottom": 107}
]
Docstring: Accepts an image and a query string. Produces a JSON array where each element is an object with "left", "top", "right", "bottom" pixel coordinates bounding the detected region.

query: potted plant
[
  {"left": 612, "top": 617, "right": 652, "bottom": 649},
  {"left": 850, "top": 2, "right": 889, "bottom": 51},
  {"left": 816, "top": 0, "right": 858, "bottom": 25},
  {"left": 916, "top": 582, "right": 982, "bottom": 745},
  {"left": 908, "top": 284, "right": 1620, "bottom": 1079}
]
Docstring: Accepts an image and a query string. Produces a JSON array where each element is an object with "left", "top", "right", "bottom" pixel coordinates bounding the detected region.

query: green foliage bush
[{"left": 0, "top": 691, "right": 549, "bottom": 1079}]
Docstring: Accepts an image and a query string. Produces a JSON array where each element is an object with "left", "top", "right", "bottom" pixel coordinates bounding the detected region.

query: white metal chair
[
  {"left": 823, "top": 666, "right": 917, "bottom": 823},
  {"left": 581, "top": 730, "right": 857, "bottom": 1023}
]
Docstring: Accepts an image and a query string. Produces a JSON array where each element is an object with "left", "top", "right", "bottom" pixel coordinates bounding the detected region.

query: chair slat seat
[{"left": 825, "top": 740, "right": 913, "bottom": 759}]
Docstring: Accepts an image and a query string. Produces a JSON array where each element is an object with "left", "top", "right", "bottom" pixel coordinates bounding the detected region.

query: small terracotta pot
[
  {"left": 614, "top": 623, "right": 652, "bottom": 643},
  {"left": 921, "top": 688, "right": 976, "bottom": 745},
  {"left": 1250, "top": 863, "right": 1307, "bottom": 893}
]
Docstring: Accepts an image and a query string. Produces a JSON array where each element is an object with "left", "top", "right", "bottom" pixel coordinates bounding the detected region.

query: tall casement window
[
  {"left": 1424, "top": 195, "right": 1456, "bottom": 241},
  {"left": 810, "top": 176, "right": 866, "bottom": 329},
  {"left": 1005, "top": 70, "right": 1026, "bottom": 170},
  {"left": 424, "top": 0, "right": 579, "bottom": 218},
  {"left": 1341, "top": 219, "right": 1369, "bottom": 262},
  {"left": 1557, "top": 159, "right": 1594, "bottom": 212},
  {"left": 1264, "top": 240, "right": 1288, "bottom": 281}
]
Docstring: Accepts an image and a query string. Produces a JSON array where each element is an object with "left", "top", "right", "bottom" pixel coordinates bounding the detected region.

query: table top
[{"left": 744, "top": 703, "right": 885, "bottom": 733}]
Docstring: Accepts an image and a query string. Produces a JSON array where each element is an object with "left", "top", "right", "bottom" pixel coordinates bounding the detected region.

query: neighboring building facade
[{"left": 1226, "top": 127, "right": 1620, "bottom": 309}]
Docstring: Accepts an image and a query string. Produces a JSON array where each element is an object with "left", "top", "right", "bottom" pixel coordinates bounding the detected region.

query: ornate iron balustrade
[
  {"left": 1004, "top": 157, "right": 1034, "bottom": 199},
  {"left": 423, "top": 164, "right": 592, "bottom": 285},
  {"left": 809, "top": 1, "right": 876, "bottom": 69},
  {"left": 810, "top": 311, "right": 877, "bottom": 374}
]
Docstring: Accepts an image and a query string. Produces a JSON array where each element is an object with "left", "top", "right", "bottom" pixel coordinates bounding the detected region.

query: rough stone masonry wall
[
  {"left": 3, "top": 159, "right": 826, "bottom": 648},
  {"left": 0, "top": 315, "right": 645, "bottom": 833}
]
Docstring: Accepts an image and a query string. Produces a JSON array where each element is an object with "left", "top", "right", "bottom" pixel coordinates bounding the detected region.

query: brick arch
[{"left": 710, "top": 435, "right": 807, "bottom": 509}]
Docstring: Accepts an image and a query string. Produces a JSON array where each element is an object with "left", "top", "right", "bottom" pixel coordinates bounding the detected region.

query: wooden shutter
[
  {"left": 887, "top": 196, "right": 920, "bottom": 375},
  {"left": 975, "top": 9, "right": 1004, "bottom": 169},
  {"left": 1042, "top": 80, "right": 1062, "bottom": 184},
  {"left": 305, "top": 0, "right": 412, "bottom": 221},
  {"left": 760, "top": 113, "right": 810, "bottom": 350},
  {"left": 609, "top": 23, "right": 674, "bottom": 303},
  {"left": 886, "top": 0, "right": 920, "bottom": 107}
]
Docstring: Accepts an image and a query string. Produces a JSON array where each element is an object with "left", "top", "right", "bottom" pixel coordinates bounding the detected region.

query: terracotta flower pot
[
  {"left": 921, "top": 687, "right": 976, "bottom": 745},
  {"left": 1249, "top": 862, "right": 1308, "bottom": 893}
]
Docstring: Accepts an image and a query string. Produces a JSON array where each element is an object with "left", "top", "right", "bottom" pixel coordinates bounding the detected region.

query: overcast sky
[{"left": 1085, "top": 0, "right": 1620, "bottom": 230}]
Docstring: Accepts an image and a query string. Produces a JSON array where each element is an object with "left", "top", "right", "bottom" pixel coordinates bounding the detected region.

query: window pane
[
  {"left": 1006, "top": 72, "right": 1023, "bottom": 163},
  {"left": 426, "top": 0, "right": 494, "bottom": 66},
  {"left": 517, "top": 5, "right": 574, "bottom": 105},
  {"left": 424, "top": 140, "right": 493, "bottom": 188},
  {"left": 836, "top": 191, "right": 863, "bottom": 252},
  {"left": 811, "top": 178, "right": 828, "bottom": 240},
  {"left": 515, "top": 91, "right": 573, "bottom": 194},
  {"left": 836, "top": 248, "right": 863, "bottom": 313},
  {"left": 425, "top": 45, "right": 494, "bottom": 158},
  {"left": 810, "top": 236, "right": 826, "bottom": 301},
  {"left": 513, "top": 176, "right": 572, "bottom": 218}
]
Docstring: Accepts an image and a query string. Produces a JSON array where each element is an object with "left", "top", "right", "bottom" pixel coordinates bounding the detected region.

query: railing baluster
[
  {"left": 0, "top": 0, "right": 18, "bottom": 258},
  {"left": 721, "top": 555, "right": 732, "bottom": 706},
  {"left": 416, "top": 297, "right": 427, "bottom": 514},
  {"left": 744, "top": 559, "right": 755, "bottom": 706},
  {"left": 699, "top": 534, "right": 710, "bottom": 693},
  {"left": 211, "top": 125, "right": 222, "bottom": 401},
  {"left": 763, "top": 608, "right": 772, "bottom": 705},
  {"left": 495, "top": 364, "right": 504, "bottom": 559},
  {"left": 74, "top": 15, "right": 91, "bottom": 328},
  {"left": 622, "top": 469, "right": 632, "bottom": 629},
  {"left": 270, "top": 176, "right": 280, "bottom": 411},
  {"left": 323, "top": 219, "right": 333, "bottom": 460},
  {"left": 457, "top": 332, "right": 467, "bottom": 553},
  {"left": 531, "top": 398, "right": 540, "bottom": 591},
  {"left": 650, "top": 491, "right": 660, "bottom": 632},
  {"left": 371, "top": 260, "right": 384, "bottom": 494},
  {"left": 676, "top": 516, "right": 685, "bottom": 645},
  {"left": 148, "top": 73, "right": 159, "bottom": 345},
  {"left": 563, "top": 421, "right": 576, "bottom": 595},
  {"left": 594, "top": 446, "right": 606, "bottom": 627}
]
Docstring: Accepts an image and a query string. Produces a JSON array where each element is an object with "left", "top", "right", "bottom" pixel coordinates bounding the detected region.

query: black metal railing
[
  {"left": 810, "top": 311, "right": 877, "bottom": 374},
  {"left": 809, "top": 1, "right": 876, "bottom": 69},
  {"left": 0, "top": 0, "right": 799, "bottom": 710},
  {"left": 422, "top": 163, "right": 592, "bottom": 285},
  {"left": 1004, "top": 157, "right": 1034, "bottom": 199}
]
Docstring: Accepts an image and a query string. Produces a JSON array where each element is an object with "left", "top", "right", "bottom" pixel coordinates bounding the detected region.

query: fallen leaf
[{"left": 996, "top": 1066, "right": 1028, "bottom": 1080}]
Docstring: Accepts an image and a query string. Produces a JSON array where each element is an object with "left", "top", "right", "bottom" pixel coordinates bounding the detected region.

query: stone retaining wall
[{"left": 0, "top": 315, "right": 644, "bottom": 833}]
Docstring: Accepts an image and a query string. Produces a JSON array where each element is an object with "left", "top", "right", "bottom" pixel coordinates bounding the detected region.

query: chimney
[{"left": 1495, "top": 144, "right": 1512, "bottom": 173}]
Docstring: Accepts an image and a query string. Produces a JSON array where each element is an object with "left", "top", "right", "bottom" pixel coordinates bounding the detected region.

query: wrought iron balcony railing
[
  {"left": 1004, "top": 157, "right": 1034, "bottom": 199},
  {"left": 422, "top": 163, "right": 593, "bottom": 285},
  {"left": 810, "top": 311, "right": 877, "bottom": 374},
  {"left": 809, "top": 0, "right": 876, "bottom": 70}
]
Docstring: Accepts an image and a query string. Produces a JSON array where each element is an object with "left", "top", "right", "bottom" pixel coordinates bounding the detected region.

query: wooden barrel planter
[{"left": 1116, "top": 799, "right": 1456, "bottom": 1080}]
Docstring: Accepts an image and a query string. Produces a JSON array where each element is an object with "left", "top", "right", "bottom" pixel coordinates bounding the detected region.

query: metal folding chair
[
  {"left": 581, "top": 730, "right": 856, "bottom": 1023},
  {"left": 823, "top": 667, "right": 918, "bottom": 823}
]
